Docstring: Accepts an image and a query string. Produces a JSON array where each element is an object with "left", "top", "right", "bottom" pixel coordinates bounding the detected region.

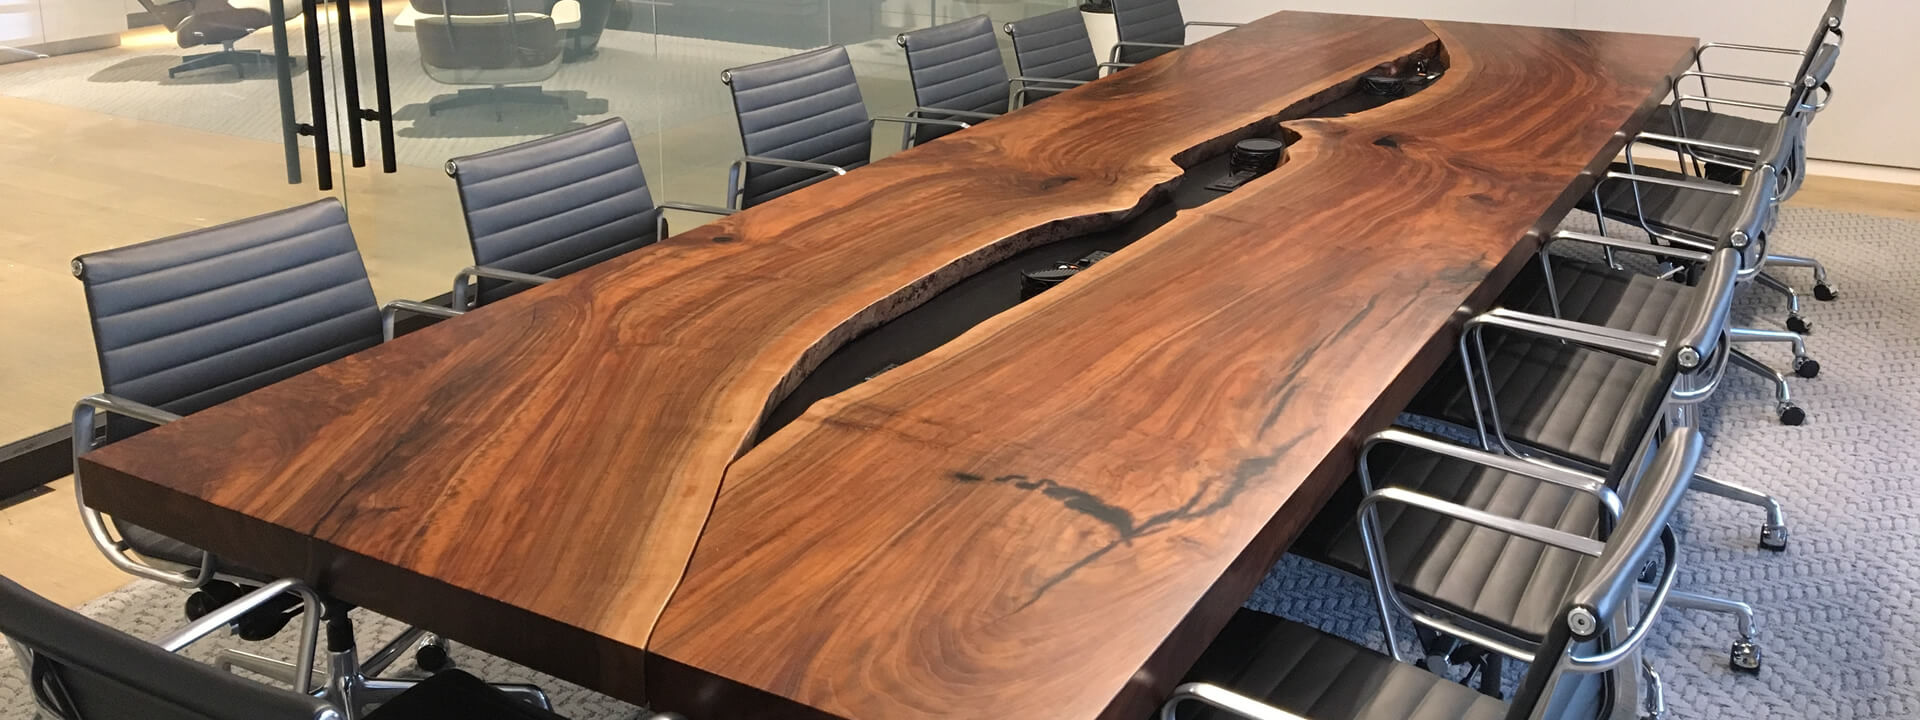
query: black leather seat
[{"left": 1173, "top": 610, "right": 1506, "bottom": 720}]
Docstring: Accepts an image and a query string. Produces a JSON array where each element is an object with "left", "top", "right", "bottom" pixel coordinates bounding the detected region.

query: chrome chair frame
[
  {"left": 1106, "top": 19, "right": 1242, "bottom": 64},
  {"left": 445, "top": 200, "right": 732, "bottom": 310}
]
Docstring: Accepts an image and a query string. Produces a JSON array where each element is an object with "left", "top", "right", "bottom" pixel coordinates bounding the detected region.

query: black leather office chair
[
  {"left": 67, "top": 200, "right": 564, "bottom": 711},
  {"left": 895, "top": 16, "right": 1010, "bottom": 147},
  {"left": 1003, "top": 8, "right": 1126, "bottom": 107},
  {"left": 719, "top": 45, "right": 969, "bottom": 210},
  {"left": 445, "top": 117, "right": 733, "bottom": 309},
  {"left": 1108, "top": 0, "right": 1238, "bottom": 65},
  {"left": 1167, "top": 423, "right": 1703, "bottom": 720},
  {"left": 0, "top": 574, "right": 576, "bottom": 720},
  {"left": 1642, "top": 0, "right": 1844, "bottom": 175}
]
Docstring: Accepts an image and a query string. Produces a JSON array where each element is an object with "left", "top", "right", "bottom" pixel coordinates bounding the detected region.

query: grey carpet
[{"left": 1, "top": 205, "right": 1915, "bottom": 718}]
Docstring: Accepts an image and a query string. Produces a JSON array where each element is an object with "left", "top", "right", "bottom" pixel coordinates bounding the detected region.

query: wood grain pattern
[
  {"left": 645, "top": 18, "right": 1698, "bottom": 720},
  {"left": 72, "top": 11, "right": 1693, "bottom": 715}
]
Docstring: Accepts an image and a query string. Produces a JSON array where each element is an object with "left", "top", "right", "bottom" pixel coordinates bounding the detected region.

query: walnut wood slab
[
  {"left": 75, "top": 10, "right": 1692, "bottom": 715},
  {"left": 645, "top": 17, "right": 1697, "bottom": 720}
]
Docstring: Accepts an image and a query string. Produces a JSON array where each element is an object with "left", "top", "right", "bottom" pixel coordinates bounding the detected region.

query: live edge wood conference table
[{"left": 79, "top": 11, "right": 1695, "bottom": 720}]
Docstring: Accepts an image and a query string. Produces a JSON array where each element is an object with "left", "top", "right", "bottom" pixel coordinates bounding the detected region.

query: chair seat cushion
[
  {"left": 363, "top": 669, "right": 566, "bottom": 720},
  {"left": 1581, "top": 162, "right": 1738, "bottom": 240},
  {"left": 1319, "top": 442, "right": 1604, "bottom": 642},
  {"left": 1642, "top": 104, "right": 1775, "bottom": 165},
  {"left": 1409, "top": 258, "right": 1690, "bottom": 467},
  {"left": 1176, "top": 609, "right": 1506, "bottom": 720}
]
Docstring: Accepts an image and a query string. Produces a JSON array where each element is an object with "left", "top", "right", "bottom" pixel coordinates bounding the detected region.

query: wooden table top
[{"left": 78, "top": 10, "right": 1694, "bottom": 719}]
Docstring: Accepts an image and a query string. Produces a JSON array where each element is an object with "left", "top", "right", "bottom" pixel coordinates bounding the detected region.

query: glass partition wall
[{"left": 0, "top": 0, "right": 1079, "bottom": 455}]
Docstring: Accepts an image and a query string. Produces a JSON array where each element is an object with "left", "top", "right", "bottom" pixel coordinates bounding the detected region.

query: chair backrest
[
  {"left": 1791, "top": 0, "right": 1846, "bottom": 82},
  {"left": 723, "top": 45, "right": 872, "bottom": 209},
  {"left": 1111, "top": 0, "right": 1185, "bottom": 63},
  {"left": 896, "top": 15, "right": 1010, "bottom": 145},
  {"left": 446, "top": 117, "right": 661, "bottom": 305},
  {"left": 72, "top": 199, "right": 383, "bottom": 436},
  {"left": 1503, "top": 425, "right": 1703, "bottom": 720},
  {"left": 0, "top": 576, "right": 339, "bottom": 720},
  {"left": 1004, "top": 9, "right": 1099, "bottom": 104},
  {"left": 413, "top": 0, "right": 561, "bottom": 74}
]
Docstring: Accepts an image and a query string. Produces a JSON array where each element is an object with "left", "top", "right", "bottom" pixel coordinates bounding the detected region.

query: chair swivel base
[
  {"left": 428, "top": 86, "right": 567, "bottom": 122},
  {"left": 218, "top": 612, "right": 549, "bottom": 720},
  {"left": 170, "top": 48, "right": 273, "bottom": 78}
]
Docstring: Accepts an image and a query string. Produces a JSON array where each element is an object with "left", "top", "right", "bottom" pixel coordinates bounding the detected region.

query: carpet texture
[{"left": 0, "top": 205, "right": 1914, "bottom": 718}]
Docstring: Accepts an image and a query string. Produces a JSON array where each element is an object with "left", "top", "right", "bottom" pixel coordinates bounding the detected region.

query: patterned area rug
[{"left": 2, "top": 206, "right": 1916, "bottom": 718}]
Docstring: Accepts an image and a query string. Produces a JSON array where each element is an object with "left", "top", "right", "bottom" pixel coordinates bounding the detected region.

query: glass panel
[
  {"left": 0, "top": 0, "right": 343, "bottom": 442},
  {"left": 335, "top": 0, "right": 659, "bottom": 305}
]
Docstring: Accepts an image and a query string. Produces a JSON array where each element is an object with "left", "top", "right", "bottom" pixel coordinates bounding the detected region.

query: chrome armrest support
[
  {"left": 381, "top": 299, "right": 465, "bottom": 341},
  {"left": 738, "top": 155, "right": 849, "bottom": 176},
  {"left": 1159, "top": 683, "right": 1306, "bottom": 720},
  {"left": 1360, "top": 428, "right": 1622, "bottom": 520},
  {"left": 908, "top": 107, "right": 999, "bottom": 121},
  {"left": 1673, "top": 94, "right": 1788, "bottom": 113},
  {"left": 872, "top": 114, "right": 971, "bottom": 151},
  {"left": 1185, "top": 20, "right": 1241, "bottom": 28},
  {"left": 1009, "top": 76, "right": 1094, "bottom": 107},
  {"left": 1547, "top": 230, "right": 1713, "bottom": 265},
  {"left": 157, "top": 578, "right": 324, "bottom": 694},
  {"left": 1603, "top": 169, "right": 1743, "bottom": 197},
  {"left": 450, "top": 266, "right": 552, "bottom": 310},
  {"left": 1468, "top": 308, "right": 1669, "bottom": 365},
  {"left": 70, "top": 394, "right": 212, "bottom": 589},
  {"left": 1633, "top": 132, "right": 1761, "bottom": 158}
]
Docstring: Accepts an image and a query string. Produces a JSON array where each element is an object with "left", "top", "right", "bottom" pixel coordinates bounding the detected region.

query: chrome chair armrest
[
  {"left": 381, "top": 299, "right": 465, "bottom": 341},
  {"left": 1672, "top": 94, "right": 1788, "bottom": 114},
  {"left": 727, "top": 155, "right": 852, "bottom": 210},
  {"left": 156, "top": 578, "right": 324, "bottom": 694},
  {"left": 1159, "top": 683, "right": 1307, "bottom": 720},
  {"left": 1009, "top": 76, "right": 1094, "bottom": 108},
  {"left": 1184, "top": 20, "right": 1241, "bottom": 29},
  {"left": 450, "top": 266, "right": 553, "bottom": 311},
  {"left": 1697, "top": 42, "right": 1803, "bottom": 58},
  {"left": 1109, "top": 40, "right": 1183, "bottom": 64},
  {"left": 1360, "top": 428, "right": 1621, "bottom": 518},
  {"left": 1546, "top": 230, "right": 1713, "bottom": 265},
  {"left": 658, "top": 201, "right": 735, "bottom": 216},
  {"left": 872, "top": 115, "right": 972, "bottom": 151},
  {"left": 1678, "top": 69, "right": 1797, "bottom": 89},
  {"left": 908, "top": 107, "right": 999, "bottom": 121},
  {"left": 1468, "top": 308, "right": 1669, "bottom": 365},
  {"left": 1567, "top": 527, "right": 1679, "bottom": 672},
  {"left": 70, "top": 394, "right": 212, "bottom": 589}
]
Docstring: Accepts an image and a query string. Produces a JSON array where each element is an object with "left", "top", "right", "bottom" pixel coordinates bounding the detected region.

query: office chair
[
  {"left": 895, "top": 16, "right": 1010, "bottom": 147},
  {"left": 1589, "top": 41, "right": 1839, "bottom": 332},
  {"left": 1642, "top": 0, "right": 1844, "bottom": 177},
  {"left": 1305, "top": 235, "right": 1761, "bottom": 683},
  {"left": 1401, "top": 162, "right": 1793, "bottom": 558},
  {"left": 67, "top": 200, "right": 558, "bottom": 716},
  {"left": 1107, "top": 0, "right": 1239, "bottom": 65},
  {"left": 415, "top": 0, "right": 577, "bottom": 120},
  {"left": 444, "top": 117, "right": 733, "bottom": 309},
  {"left": 1002, "top": 8, "right": 1128, "bottom": 107},
  {"left": 134, "top": 0, "right": 301, "bottom": 78},
  {"left": 0, "top": 574, "right": 594, "bottom": 720},
  {"left": 719, "top": 45, "right": 970, "bottom": 210},
  {"left": 1167, "top": 424, "right": 1705, "bottom": 720}
]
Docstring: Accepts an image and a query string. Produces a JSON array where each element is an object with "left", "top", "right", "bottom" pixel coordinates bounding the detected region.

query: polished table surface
[{"left": 80, "top": 11, "right": 1695, "bottom": 720}]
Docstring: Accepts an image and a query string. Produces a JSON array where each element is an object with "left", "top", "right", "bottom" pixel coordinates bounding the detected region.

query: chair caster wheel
[
  {"left": 1814, "top": 283, "right": 1838, "bottom": 301},
  {"left": 1793, "top": 356, "right": 1820, "bottom": 379},
  {"left": 1730, "top": 640, "right": 1762, "bottom": 674},
  {"left": 1778, "top": 403, "right": 1806, "bottom": 426},
  {"left": 1786, "top": 315, "right": 1812, "bottom": 334},
  {"left": 415, "top": 641, "right": 454, "bottom": 674},
  {"left": 1759, "top": 524, "right": 1788, "bottom": 552}
]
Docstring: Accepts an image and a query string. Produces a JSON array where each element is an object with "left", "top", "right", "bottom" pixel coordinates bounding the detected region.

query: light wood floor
[{"left": 3, "top": 95, "right": 1918, "bottom": 608}]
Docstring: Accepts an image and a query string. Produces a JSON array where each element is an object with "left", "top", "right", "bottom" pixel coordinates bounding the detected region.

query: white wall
[{"left": 1184, "top": 0, "right": 1920, "bottom": 169}]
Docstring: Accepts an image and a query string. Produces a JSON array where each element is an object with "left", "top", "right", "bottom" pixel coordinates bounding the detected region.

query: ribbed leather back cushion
[
  {"left": 449, "top": 117, "right": 659, "bottom": 304},
  {"left": 900, "top": 15, "right": 1009, "bottom": 144},
  {"left": 726, "top": 45, "right": 871, "bottom": 208},
  {"left": 1006, "top": 8, "right": 1098, "bottom": 99},
  {"left": 1111, "top": 0, "right": 1184, "bottom": 63},
  {"left": 74, "top": 199, "right": 382, "bottom": 422},
  {"left": 0, "top": 577, "right": 335, "bottom": 720}
]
